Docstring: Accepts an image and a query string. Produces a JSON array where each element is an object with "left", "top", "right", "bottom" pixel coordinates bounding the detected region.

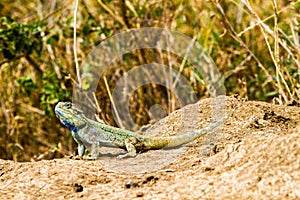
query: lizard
[{"left": 55, "top": 101, "right": 242, "bottom": 159}]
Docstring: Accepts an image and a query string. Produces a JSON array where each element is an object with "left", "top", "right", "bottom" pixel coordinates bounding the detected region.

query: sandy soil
[{"left": 1, "top": 96, "right": 300, "bottom": 199}]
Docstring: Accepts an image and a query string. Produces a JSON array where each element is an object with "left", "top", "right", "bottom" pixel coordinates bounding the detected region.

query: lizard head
[{"left": 55, "top": 102, "right": 87, "bottom": 131}]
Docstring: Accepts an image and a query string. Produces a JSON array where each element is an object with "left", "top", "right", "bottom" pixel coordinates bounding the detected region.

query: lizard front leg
[
  {"left": 78, "top": 144, "right": 85, "bottom": 156},
  {"left": 117, "top": 138, "right": 137, "bottom": 158},
  {"left": 72, "top": 131, "right": 86, "bottom": 157},
  {"left": 83, "top": 142, "right": 101, "bottom": 160}
]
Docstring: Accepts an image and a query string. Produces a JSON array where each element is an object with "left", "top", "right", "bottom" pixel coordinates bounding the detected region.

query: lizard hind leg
[{"left": 117, "top": 139, "right": 137, "bottom": 159}]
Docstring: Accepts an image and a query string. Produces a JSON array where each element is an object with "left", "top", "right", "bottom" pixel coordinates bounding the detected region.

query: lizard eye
[{"left": 64, "top": 102, "right": 72, "bottom": 109}]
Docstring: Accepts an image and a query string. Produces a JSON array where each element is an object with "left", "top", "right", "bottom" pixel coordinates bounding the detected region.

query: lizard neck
[{"left": 62, "top": 118, "right": 86, "bottom": 132}]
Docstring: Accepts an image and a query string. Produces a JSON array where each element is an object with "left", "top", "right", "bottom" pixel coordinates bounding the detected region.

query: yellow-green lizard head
[{"left": 54, "top": 102, "right": 87, "bottom": 131}]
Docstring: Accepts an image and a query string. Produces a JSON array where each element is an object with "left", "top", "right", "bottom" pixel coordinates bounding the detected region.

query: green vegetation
[{"left": 0, "top": 0, "right": 299, "bottom": 161}]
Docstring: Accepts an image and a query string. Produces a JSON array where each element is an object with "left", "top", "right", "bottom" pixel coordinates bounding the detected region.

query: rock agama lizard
[{"left": 55, "top": 101, "right": 241, "bottom": 158}]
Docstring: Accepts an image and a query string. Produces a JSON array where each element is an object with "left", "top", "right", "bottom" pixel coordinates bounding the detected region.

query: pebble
[
  {"left": 125, "top": 180, "right": 139, "bottom": 188},
  {"left": 73, "top": 183, "right": 83, "bottom": 192}
]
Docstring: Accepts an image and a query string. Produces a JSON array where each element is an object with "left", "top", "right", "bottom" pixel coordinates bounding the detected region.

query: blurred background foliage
[{"left": 0, "top": 0, "right": 299, "bottom": 161}]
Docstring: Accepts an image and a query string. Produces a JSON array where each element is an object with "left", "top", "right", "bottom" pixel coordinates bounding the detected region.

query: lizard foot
[
  {"left": 69, "top": 155, "right": 83, "bottom": 160},
  {"left": 83, "top": 155, "right": 97, "bottom": 160}
]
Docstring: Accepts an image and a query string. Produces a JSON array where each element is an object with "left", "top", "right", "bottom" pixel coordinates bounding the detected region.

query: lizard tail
[{"left": 145, "top": 99, "right": 243, "bottom": 149}]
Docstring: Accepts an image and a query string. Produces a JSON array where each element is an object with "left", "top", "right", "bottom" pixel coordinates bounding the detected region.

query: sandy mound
[{"left": 1, "top": 96, "right": 299, "bottom": 199}]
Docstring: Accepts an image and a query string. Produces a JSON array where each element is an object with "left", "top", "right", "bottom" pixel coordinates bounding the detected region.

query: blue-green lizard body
[{"left": 55, "top": 101, "right": 241, "bottom": 158}]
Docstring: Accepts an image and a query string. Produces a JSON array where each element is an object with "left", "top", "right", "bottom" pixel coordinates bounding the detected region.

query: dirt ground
[{"left": 1, "top": 96, "right": 300, "bottom": 199}]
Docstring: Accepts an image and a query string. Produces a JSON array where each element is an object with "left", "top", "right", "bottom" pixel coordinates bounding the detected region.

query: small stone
[
  {"left": 143, "top": 175, "right": 158, "bottom": 184},
  {"left": 125, "top": 180, "right": 138, "bottom": 188},
  {"left": 146, "top": 175, "right": 155, "bottom": 182},
  {"left": 73, "top": 183, "right": 83, "bottom": 192},
  {"left": 136, "top": 192, "right": 144, "bottom": 197},
  {"left": 202, "top": 167, "right": 215, "bottom": 171}
]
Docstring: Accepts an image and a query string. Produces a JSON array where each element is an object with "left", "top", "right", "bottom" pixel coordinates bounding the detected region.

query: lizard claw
[
  {"left": 69, "top": 155, "right": 83, "bottom": 160},
  {"left": 83, "top": 155, "right": 97, "bottom": 160}
]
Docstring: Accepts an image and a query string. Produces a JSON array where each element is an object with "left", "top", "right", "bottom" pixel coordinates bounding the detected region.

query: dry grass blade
[
  {"left": 242, "top": 0, "right": 292, "bottom": 103},
  {"left": 103, "top": 76, "right": 124, "bottom": 129},
  {"left": 74, "top": 0, "right": 82, "bottom": 89}
]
